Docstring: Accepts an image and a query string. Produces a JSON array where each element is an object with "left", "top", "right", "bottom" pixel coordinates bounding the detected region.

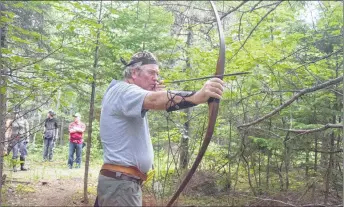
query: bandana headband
[
  {"left": 120, "top": 51, "right": 158, "bottom": 67},
  {"left": 126, "top": 58, "right": 158, "bottom": 67}
]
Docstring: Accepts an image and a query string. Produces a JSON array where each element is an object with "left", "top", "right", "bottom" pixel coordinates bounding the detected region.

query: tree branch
[
  {"left": 229, "top": 0, "right": 283, "bottom": 63},
  {"left": 239, "top": 193, "right": 297, "bottom": 207},
  {"left": 275, "top": 123, "right": 342, "bottom": 135},
  {"left": 238, "top": 76, "right": 344, "bottom": 128}
]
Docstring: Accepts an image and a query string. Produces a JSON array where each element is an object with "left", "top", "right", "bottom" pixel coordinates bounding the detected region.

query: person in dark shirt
[{"left": 42, "top": 110, "right": 58, "bottom": 162}]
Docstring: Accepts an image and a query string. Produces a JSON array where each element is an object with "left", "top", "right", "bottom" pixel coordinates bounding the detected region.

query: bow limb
[{"left": 166, "top": 1, "right": 225, "bottom": 206}]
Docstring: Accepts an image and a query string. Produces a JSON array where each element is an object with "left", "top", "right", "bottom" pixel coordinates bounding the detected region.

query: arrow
[{"left": 162, "top": 72, "right": 250, "bottom": 84}]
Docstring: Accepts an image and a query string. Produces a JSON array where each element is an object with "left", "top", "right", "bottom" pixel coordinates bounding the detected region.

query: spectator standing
[
  {"left": 68, "top": 113, "right": 86, "bottom": 169},
  {"left": 7, "top": 108, "right": 30, "bottom": 172},
  {"left": 43, "top": 110, "right": 58, "bottom": 161}
]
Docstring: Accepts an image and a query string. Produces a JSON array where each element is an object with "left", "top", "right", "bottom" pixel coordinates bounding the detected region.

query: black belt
[{"left": 100, "top": 169, "right": 143, "bottom": 185}]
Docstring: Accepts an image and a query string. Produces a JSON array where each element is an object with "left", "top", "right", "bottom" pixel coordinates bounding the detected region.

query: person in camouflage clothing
[{"left": 6, "top": 108, "right": 30, "bottom": 172}]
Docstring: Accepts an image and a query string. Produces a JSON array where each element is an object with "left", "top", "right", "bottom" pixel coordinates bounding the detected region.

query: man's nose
[{"left": 153, "top": 74, "right": 159, "bottom": 81}]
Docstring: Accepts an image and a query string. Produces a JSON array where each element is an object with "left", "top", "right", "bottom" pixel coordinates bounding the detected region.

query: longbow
[{"left": 166, "top": 1, "right": 226, "bottom": 206}]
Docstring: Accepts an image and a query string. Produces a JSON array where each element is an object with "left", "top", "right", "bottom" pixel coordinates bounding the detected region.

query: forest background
[{"left": 0, "top": 1, "right": 343, "bottom": 206}]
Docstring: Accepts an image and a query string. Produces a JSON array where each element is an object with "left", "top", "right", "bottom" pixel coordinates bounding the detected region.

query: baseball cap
[
  {"left": 48, "top": 110, "right": 55, "bottom": 116},
  {"left": 73, "top": 112, "right": 81, "bottom": 118}
]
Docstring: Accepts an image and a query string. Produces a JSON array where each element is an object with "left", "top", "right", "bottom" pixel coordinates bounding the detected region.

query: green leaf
[
  {"left": 1, "top": 48, "right": 12, "bottom": 55},
  {"left": 69, "top": 25, "right": 75, "bottom": 32},
  {"left": 11, "top": 36, "right": 30, "bottom": 44},
  {"left": 56, "top": 23, "right": 62, "bottom": 30},
  {"left": 11, "top": 55, "right": 25, "bottom": 63},
  {"left": 34, "top": 64, "right": 40, "bottom": 71},
  {"left": 0, "top": 86, "right": 6, "bottom": 95},
  {"left": 0, "top": 16, "right": 13, "bottom": 24},
  {"left": 72, "top": 2, "right": 82, "bottom": 10}
]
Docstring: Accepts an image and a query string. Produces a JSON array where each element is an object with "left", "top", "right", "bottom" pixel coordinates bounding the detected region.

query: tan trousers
[{"left": 96, "top": 174, "right": 142, "bottom": 206}]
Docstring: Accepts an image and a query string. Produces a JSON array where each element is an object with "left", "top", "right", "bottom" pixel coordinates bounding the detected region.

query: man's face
[
  {"left": 132, "top": 64, "right": 160, "bottom": 91},
  {"left": 74, "top": 116, "right": 80, "bottom": 122}
]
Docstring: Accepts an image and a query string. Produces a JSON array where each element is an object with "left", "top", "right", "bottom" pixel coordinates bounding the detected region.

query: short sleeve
[{"left": 118, "top": 84, "right": 149, "bottom": 118}]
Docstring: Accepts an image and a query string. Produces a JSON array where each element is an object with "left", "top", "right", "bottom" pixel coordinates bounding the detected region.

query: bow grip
[{"left": 208, "top": 97, "right": 220, "bottom": 103}]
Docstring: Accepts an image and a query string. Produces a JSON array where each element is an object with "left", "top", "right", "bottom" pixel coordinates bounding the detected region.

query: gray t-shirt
[{"left": 100, "top": 80, "right": 153, "bottom": 173}]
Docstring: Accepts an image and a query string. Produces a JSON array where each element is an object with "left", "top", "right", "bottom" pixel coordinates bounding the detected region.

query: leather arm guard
[{"left": 166, "top": 90, "right": 198, "bottom": 112}]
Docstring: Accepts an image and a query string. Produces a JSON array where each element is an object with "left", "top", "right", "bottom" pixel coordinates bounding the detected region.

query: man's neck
[{"left": 125, "top": 78, "right": 133, "bottom": 84}]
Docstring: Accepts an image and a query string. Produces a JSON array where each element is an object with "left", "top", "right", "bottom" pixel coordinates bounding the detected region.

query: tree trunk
[
  {"left": 312, "top": 133, "right": 318, "bottom": 201},
  {"left": 59, "top": 118, "right": 64, "bottom": 146},
  {"left": 266, "top": 118, "right": 273, "bottom": 190},
  {"left": 0, "top": 3, "right": 8, "bottom": 205},
  {"left": 276, "top": 155, "right": 284, "bottom": 191},
  {"left": 284, "top": 132, "right": 290, "bottom": 191},
  {"left": 305, "top": 150, "right": 309, "bottom": 178},
  {"left": 233, "top": 159, "right": 240, "bottom": 192},
  {"left": 55, "top": 89, "right": 61, "bottom": 114},
  {"left": 32, "top": 110, "right": 41, "bottom": 147},
  {"left": 258, "top": 152, "right": 261, "bottom": 192},
  {"left": 241, "top": 130, "right": 256, "bottom": 196},
  {"left": 54, "top": 89, "right": 61, "bottom": 146},
  {"left": 242, "top": 153, "right": 256, "bottom": 196},
  {"left": 179, "top": 108, "right": 190, "bottom": 169},
  {"left": 179, "top": 25, "right": 193, "bottom": 169},
  {"left": 266, "top": 149, "right": 271, "bottom": 190},
  {"left": 324, "top": 131, "right": 335, "bottom": 205},
  {"left": 252, "top": 155, "right": 258, "bottom": 191},
  {"left": 83, "top": 2, "right": 102, "bottom": 204},
  {"left": 226, "top": 118, "right": 232, "bottom": 191}
]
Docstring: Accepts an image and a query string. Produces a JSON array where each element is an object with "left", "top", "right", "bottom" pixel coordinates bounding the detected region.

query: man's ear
[{"left": 131, "top": 68, "right": 140, "bottom": 80}]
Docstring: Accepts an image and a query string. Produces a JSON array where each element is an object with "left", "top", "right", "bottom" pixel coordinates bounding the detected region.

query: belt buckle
[
  {"left": 115, "top": 172, "right": 122, "bottom": 177},
  {"left": 107, "top": 170, "right": 142, "bottom": 185}
]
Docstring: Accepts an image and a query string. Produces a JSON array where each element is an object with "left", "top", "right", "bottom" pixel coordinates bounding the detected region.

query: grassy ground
[
  {"left": 2, "top": 145, "right": 101, "bottom": 206},
  {"left": 3, "top": 144, "right": 332, "bottom": 206}
]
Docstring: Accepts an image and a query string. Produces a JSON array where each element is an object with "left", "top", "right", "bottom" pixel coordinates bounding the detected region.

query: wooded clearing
[{"left": 0, "top": 1, "right": 343, "bottom": 206}]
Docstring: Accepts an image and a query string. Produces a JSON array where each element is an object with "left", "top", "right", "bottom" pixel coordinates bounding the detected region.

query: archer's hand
[{"left": 193, "top": 78, "right": 224, "bottom": 104}]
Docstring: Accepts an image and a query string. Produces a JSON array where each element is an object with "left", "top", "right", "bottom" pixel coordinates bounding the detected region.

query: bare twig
[
  {"left": 220, "top": 0, "right": 249, "bottom": 20},
  {"left": 276, "top": 124, "right": 343, "bottom": 135},
  {"left": 239, "top": 193, "right": 297, "bottom": 207},
  {"left": 238, "top": 76, "right": 344, "bottom": 128},
  {"left": 229, "top": 1, "right": 283, "bottom": 63},
  {"left": 9, "top": 45, "right": 63, "bottom": 73},
  {"left": 6, "top": 180, "right": 31, "bottom": 184}
]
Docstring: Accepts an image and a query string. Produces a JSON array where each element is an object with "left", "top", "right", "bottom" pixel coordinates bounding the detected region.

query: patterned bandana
[{"left": 121, "top": 51, "right": 158, "bottom": 67}]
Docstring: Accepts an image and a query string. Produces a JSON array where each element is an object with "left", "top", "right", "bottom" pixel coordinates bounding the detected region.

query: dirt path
[
  {"left": 3, "top": 161, "right": 100, "bottom": 206},
  {"left": 2, "top": 159, "right": 176, "bottom": 206}
]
